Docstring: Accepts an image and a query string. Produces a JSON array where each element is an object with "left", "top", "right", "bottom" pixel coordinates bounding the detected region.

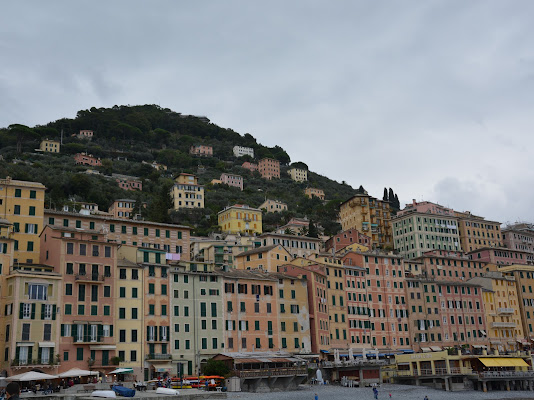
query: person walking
[
  {"left": 5, "top": 383, "right": 20, "bottom": 400},
  {"left": 424, "top": 396, "right": 429, "bottom": 400},
  {"left": 314, "top": 393, "right": 318, "bottom": 400},
  {"left": 373, "top": 386, "right": 378, "bottom": 399}
]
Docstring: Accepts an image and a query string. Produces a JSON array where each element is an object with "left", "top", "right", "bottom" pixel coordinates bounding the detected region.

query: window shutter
[
  {"left": 52, "top": 305, "right": 57, "bottom": 320},
  {"left": 61, "top": 324, "right": 65, "bottom": 337},
  {"left": 147, "top": 326, "right": 150, "bottom": 340},
  {"left": 19, "top": 303, "right": 24, "bottom": 319},
  {"left": 31, "top": 303, "right": 36, "bottom": 319},
  {"left": 41, "top": 304, "right": 45, "bottom": 320},
  {"left": 110, "top": 325, "right": 113, "bottom": 337},
  {"left": 98, "top": 325, "right": 103, "bottom": 342},
  {"left": 15, "top": 347, "right": 20, "bottom": 362},
  {"left": 72, "top": 324, "right": 77, "bottom": 338},
  {"left": 38, "top": 347, "right": 42, "bottom": 363},
  {"left": 28, "top": 346, "right": 33, "bottom": 363},
  {"left": 83, "top": 324, "right": 88, "bottom": 342}
]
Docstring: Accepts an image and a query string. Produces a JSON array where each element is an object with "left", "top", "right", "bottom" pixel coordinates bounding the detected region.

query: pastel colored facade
[
  {"left": 275, "top": 218, "right": 309, "bottom": 235},
  {"left": 304, "top": 188, "right": 325, "bottom": 200},
  {"left": 113, "top": 174, "right": 142, "bottom": 191},
  {"left": 39, "top": 225, "right": 118, "bottom": 375},
  {"left": 499, "top": 264, "right": 534, "bottom": 340},
  {"left": 241, "top": 162, "right": 258, "bottom": 172},
  {"left": 339, "top": 193, "right": 393, "bottom": 249},
  {"left": 108, "top": 199, "right": 136, "bottom": 219},
  {"left": 234, "top": 245, "right": 292, "bottom": 272},
  {"left": 502, "top": 223, "right": 534, "bottom": 255},
  {"left": 1, "top": 264, "right": 62, "bottom": 376},
  {"left": 189, "top": 145, "right": 213, "bottom": 157},
  {"left": 398, "top": 199, "right": 454, "bottom": 217},
  {"left": 468, "top": 247, "right": 533, "bottom": 266},
  {"left": 39, "top": 139, "right": 60, "bottom": 153},
  {"left": 342, "top": 252, "right": 411, "bottom": 350},
  {"left": 170, "top": 261, "right": 223, "bottom": 376},
  {"left": 77, "top": 130, "right": 94, "bottom": 140},
  {"left": 218, "top": 205, "right": 262, "bottom": 235},
  {"left": 114, "top": 249, "right": 145, "bottom": 379},
  {"left": 190, "top": 235, "right": 258, "bottom": 268},
  {"left": 0, "top": 177, "right": 46, "bottom": 264},
  {"left": 170, "top": 173, "right": 204, "bottom": 210},
  {"left": 44, "top": 209, "right": 190, "bottom": 261},
  {"left": 469, "top": 270, "right": 525, "bottom": 351},
  {"left": 221, "top": 268, "right": 311, "bottom": 355},
  {"left": 278, "top": 263, "right": 330, "bottom": 354},
  {"left": 259, "top": 233, "right": 321, "bottom": 259},
  {"left": 74, "top": 153, "right": 102, "bottom": 167},
  {"left": 288, "top": 168, "right": 308, "bottom": 182},
  {"left": 259, "top": 199, "right": 287, "bottom": 213},
  {"left": 0, "top": 219, "right": 14, "bottom": 271},
  {"left": 455, "top": 211, "right": 502, "bottom": 252},
  {"left": 220, "top": 173, "right": 244, "bottom": 191},
  {"left": 325, "top": 228, "right": 371, "bottom": 253},
  {"left": 258, "top": 158, "right": 280, "bottom": 180},
  {"left": 210, "top": 179, "right": 222, "bottom": 185},
  {"left": 232, "top": 146, "right": 254, "bottom": 158},
  {"left": 392, "top": 211, "right": 461, "bottom": 259}
]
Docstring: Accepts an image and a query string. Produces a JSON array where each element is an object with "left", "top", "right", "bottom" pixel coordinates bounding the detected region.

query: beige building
[
  {"left": 170, "top": 173, "right": 204, "bottom": 210},
  {"left": 259, "top": 233, "right": 321, "bottom": 259},
  {"left": 288, "top": 168, "right": 307, "bottom": 182},
  {"left": 304, "top": 188, "right": 325, "bottom": 200},
  {"left": 339, "top": 192, "right": 393, "bottom": 249},
  {"left": 259, "top": 199, "right": 288, "bottom": 213},
  {"left": 234, "top": 245, "right": 292, "bottom": 272},
  {"left": 499, "top": 264, "right": 534, "bottom": 339},
  {"left": 0, "top": 177, "right": 46, "bottom": 264},
  {"left": 455, "top": 211, "right": 502, "bottom": 252},
  {"left": 108, "top": 199, "right": 136, "bottom": 219},
  {"left": 39, "top": 139, "right": 60, "bottom": 153}
]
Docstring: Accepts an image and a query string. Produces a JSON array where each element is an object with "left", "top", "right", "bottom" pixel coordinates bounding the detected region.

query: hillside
[{"left": 0, "top": 105, "right": 390, "bottom": 236}]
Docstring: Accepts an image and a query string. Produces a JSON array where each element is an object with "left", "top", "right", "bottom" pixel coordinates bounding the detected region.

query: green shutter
[
  {"left": 72, "top": 324, "right": 77, "bottom": 338},
  {"left": 15, "top": 347, "right": 20, "bottom": 362},
  {"left": 31, "top": 303, "right": 36, "bottom": 319},
  {"left": 28, "top": 346, "right": 33, "bottom": 363},
  {"left": 110, "top": 325, "right": 113, "bottom": 337},
  {"left": 61, "top": 324, "right": 65, "bottom": 337},
  {"left": 98, "top": 325, "right": 103, "bottom": 342},
  {"left": 83, "top": 324, "right": 88, "bottom": 342},
  {"left": 52, "top": 305, "right": 56, "bottom": 320},
  {"left": 41, "top": 304, "right": 45, "bottom": 320},
  {"left": 38, "top": 347, "right": 42, "bottom": 363},
  {"left": 19, "top": 303, "right": 24, "bottom": 319}
]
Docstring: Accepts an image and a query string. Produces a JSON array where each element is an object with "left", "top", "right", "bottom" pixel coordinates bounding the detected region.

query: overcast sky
[{"left": 1, "top": 1, "right": 533, "bottom": 223}]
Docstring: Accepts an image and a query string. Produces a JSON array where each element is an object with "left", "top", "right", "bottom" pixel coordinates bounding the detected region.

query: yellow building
[
  {"left": 335, "top": 242, "right": 370, "bottom": 254},
  {"left": 234, "top": 244, "right": 292, "bottom": 272},
  {"left": 115, "top": 247, "right": 145, "bottom": 379},
  {"left": 0, "top": 177, "right": 46, "bottom": 264},
  {"left": 304, "top": 188, "right": 325, "bottom": 200},
  {"left": 170, "top": 173, "right": 204, "bottom": 210},
  {"left": 455, "top": 211, "right": 502, "bottom": 252},
  {"left": 259, "top": 199, "right": 287, "bottom": 213},
  {"left": 469, "top": 268, "right": 525, "bottom": 351},
  {"left": 339, "top": 192, "right": 393, "bottom": 249},
  {"left": 498, "top": 264, "right": 534, "bottom": 340},
  {"left": 218, "top": 204, "right": 262, "bottom": 235},
  {"left": 288, "top": 168, "right": 308, "bottom": 182},
  {"left": 39, "top": 139, "right": 60, "bottom": 153}
]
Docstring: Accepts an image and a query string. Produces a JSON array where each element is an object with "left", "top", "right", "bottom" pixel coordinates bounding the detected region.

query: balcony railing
[
  {"left": 480, "top": 370, "right": 534, "bottom": 379},
  {"left": 11, "top": 359, "right": 59, "bottom": 367},
  {"left": 491, "top": 322, "right": 517, "bottom": 328},
  {"left": 75, "top": 273, "right": 105, "bottom": 282},
  {"left": 498, "top": 308, "right": 514, "bottom": 314},
  {"left": 235, "top": 367, "right": 307, "bottom": 378},
  {"left": 146, "top": 354, "right": 172, "bottom": 361},
  {"left": 74, "top": 336, "right": 104, "bottom": 344},
  {"left": 395, "top": 367, "right": 473, "bottom": 377}
]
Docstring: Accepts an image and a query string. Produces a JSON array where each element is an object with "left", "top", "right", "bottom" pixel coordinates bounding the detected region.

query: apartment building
[
  {"left": 274, "top": 218, "right": 310, "bottom": 236},
  {"left": 259, "top": 233, "right": 321, "bottom": 259},
  {"left": 218, "top": 205, "right": 262, "bottom": 235},
  {"left": 76, "top": 130, "right": 94, "bottom": 140},
  {"left": 189, "top": 145, "right": 213, "bottom": 157},
  {"left": 258, "top": 199, "right": 287, "bottom": 213},
  {"left": 241, "top": 162, "right": 258, "bottom": 173},
  {"left": 468, "top": 247, "right": 533, "bottom": 266},
  {"left": 108, "top": 199, "right": 136, "bottom": 219},
  {"left": 499, "top": 264, "right": 534, "bottom": 339},
  {"left": 339, "top": 193, "right": 393, "bottom": 249},
  {"left": 74, "top": 153, "right": 101, "bottom": 167},
  {"left": 44, "top": 209, "right": 190, "bottom": 261},
  {"left": 232, "top": 146, "right": 254, "bottom": 158},
  {"left": 190, "top": 235, "right": 258, "bottom": 268},
  {"left": 288, "top": 168, "right": 308, "bottom": 182},
  {"left": 0, "top": 177, "right": 46, "bottom": 264},
  {"left": 304, "top": 188, "right": 325, "bottom": 200},
  {"left": 325, "top": 229, "right": 371, "bottom": 253},
  {"left": 40, "top": 225, "right": 118, "bottom": 375},
  {"left": 258, "top": 158, "right": 280, "bottom": 180},
  {"left": 455, "top": 211, "right": 502, "bottom": 252},
  {"left": 220, "top": 173, "right": 243, "bottom": 191},
  {"left": 170, "top": 261, "right": 223, "bottom": 376},
  {"left": 39, "top": 139, "right": 60, "bottom": 153},
  {"left": 502, "top": 223, "right": 534, "bottom": 255},
  {"left": 234, "top": 245, "right": 292, "bottom": 272},
  {"left": 113, "top": 174, "right": 142, "bottom": 191},
  {"left": 170, "top": 173, "right": 204, "bottom": 210}
]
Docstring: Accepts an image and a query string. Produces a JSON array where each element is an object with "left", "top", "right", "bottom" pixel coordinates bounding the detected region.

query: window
[
  {"left": 29, "top": 206, "right": 35, "bottom": 216},
  {"left": 104, "top": 286, "right": 111, "bottom": 297},
  {"left": 77, "top": 348, "right": 84, "bottom": 361},
  {"left": 22, "top": 323, "right": 30, "bottom": 341},
  {"left": 14, "top": 205, "right": 20, "bottom": 215},
  {"left": 15, "top": 189, "right": 21, "bottom": 197},
  {"left": 29, "top": 284, "right": 47, "bottom": 300}
]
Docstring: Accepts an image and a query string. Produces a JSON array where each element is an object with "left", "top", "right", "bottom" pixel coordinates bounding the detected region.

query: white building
[{"left": 233, "top": 146, "right": 254, "bottom": 158}]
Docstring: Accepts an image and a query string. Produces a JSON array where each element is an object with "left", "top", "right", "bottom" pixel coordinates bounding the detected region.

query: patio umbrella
[
  {"left": 6, "top": 371, "right": 58, "bottom": 381},
  {"left": 58, "top": 368, "right": 99, "bottom": 378},
  {"left": 108, "top": 368, "right": 133, "bottom": 374}
]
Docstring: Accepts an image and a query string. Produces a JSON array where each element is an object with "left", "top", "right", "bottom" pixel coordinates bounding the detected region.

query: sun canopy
[
  {"left": 108, "top": 368, "right": 134, "bottom": 374},
  {"left": 6, "top": 371, "right": 58, "bottom": 381},
  {"left": 479, "top": 358, "right": 529, "bottom": 367},
  {"left": 58, "top": 368, "right": 99, "bottom": 378}
]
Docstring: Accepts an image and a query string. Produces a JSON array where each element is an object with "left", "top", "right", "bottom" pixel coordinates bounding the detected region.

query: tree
[
  {"left": 394, "top": 194, "right": 400, "bottom": 209},
  {"left": 284, "top": 228, "right": 295, "bottom": 235},
  {"left": 383, "top": 188, "right": 388, "bottom": 201},
  {"left": 308, "top": 220, "right": 319, "bottom": 238},
  {"left": 202, "top": 359, "right": 230, "bottom": 377},
  {"left": 8, "top": 124, "right": 40, "bottom": 153},
  {"left": 388, "top": 188, "right": 394, "bottom": 204}
]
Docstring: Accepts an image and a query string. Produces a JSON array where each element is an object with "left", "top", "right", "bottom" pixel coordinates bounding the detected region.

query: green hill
[{"left": 0, "top": 104, "right": 370, "bottom": 236}]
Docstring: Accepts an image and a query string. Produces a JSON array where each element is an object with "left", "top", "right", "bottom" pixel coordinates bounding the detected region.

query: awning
[
  {"left": 400, "top": 349, "right": 415, "bottom": 354},
  {"left": 479, "top": 358, "right": 529, "bottom": 367},
  {"left": 16, "top": 343, "right": 34, "bottom": 347},
  {"left": 421, "top": 347, "right": 431, "bottom": 353},
  {"left": 90, "top": 345, "right": 117, "bottom": 350},
  {"left": 472, "top": 345, "right": 487, "bottom": 349},
  {"left": 155, "top": 367, "right": 172, "bottom": 373},
  {"left": 320, "top": 350, "right": 329, "bottom": 353},
  {"left": 108, "top": 368, "right": 133, "bottom": 374},
  {"left": 38, "top": 342, "right": 55, "bottom": 348},
  {"left": 479, "top": 330, "right": 487, "bottom": 336},
  {"left": 397, "top": 363, "right": 410, "bottom": 366},
  {"left": 430, "top": 346, "right": 442, "bottom": 352}
]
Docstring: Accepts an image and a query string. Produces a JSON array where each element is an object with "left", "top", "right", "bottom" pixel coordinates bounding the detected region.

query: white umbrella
[
  {"left": 6, "top": 371, "right": 57, "bottom": 381},
  {"left": 348, "top": 348, "right": 354, "bottom": 361},
  {"left": 58, "top": 368, "right": 99, "bottom": 378},
  {"left": 108, "top": 368, "right": 133, "bottom": 374}
]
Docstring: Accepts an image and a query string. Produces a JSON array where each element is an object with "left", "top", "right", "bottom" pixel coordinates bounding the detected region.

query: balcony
[
  {"left": 11, "top": 359, "right": 60, "bottom": 369},
  {"left": 75, "top": 273, "right": 105, "bottom": 282},
  {"left": 498, "top": 308, "right": 514, "bottom": 314},
  {"left": 479, "top": 370, "right": 534, "bottom": 379},
  {"left": 235, "top": 367, "right": 307, "bottom": 378},
  {"left": 74, "top": 336, "right": 104, "bottom": 344},
  {"left": 146, "top": 354, "right": 172, "bottom": 361},
  {"left": 491, "top": 322, "right": 517, "bottom": 328},
  {"left": 394, "top": 367, "right": 473, "bottom": 377}
]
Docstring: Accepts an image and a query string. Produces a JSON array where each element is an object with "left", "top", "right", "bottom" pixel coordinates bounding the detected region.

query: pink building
[
  {"left": 468, "top": 247, "right": 534, "bottom": 266},
  {"left": 398, "top": 200, "right": 454, "bottom": 217},
  {"left": 113, "top": 174, "right": 142, "bottom": 191},
  {"left": 74, "top": 153, "right": 102, "bottom": 167},
  {"left": 40, "top": 225, "right": 118, "bottom": 376},
  {"left": 77, "top": 130, "right": 94, "bottom": 140},
  {"left": 241, "top": 162, "right": 258, "bottom": 172},
  {"left": 258, "top": 158, "right": 280, "bottom": 180},
  {"left": 220, "top": 173, "right": 243, "bottom": 191},
  {"left": 189, "top": 145, "right": 213, "bottom": 157},
  {"left": 325, "top": 229, "right": 371, "bottom": 253}
]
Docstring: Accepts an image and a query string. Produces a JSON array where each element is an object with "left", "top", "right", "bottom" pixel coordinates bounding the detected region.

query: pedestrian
[
  {"left": 314, "top": 393, "right": 318, "bottom": 400},
  {"left": 389, "top": 394, "right": 392, "bottom": 398},
  {"left": 424, "top": 396, "right": 428, "bottom": 400},
  {"left": 373, "top": 386, "right": 378, "bottom": 400},
  {"left": 5, "top": 382, "right": 20, "bottom": 400}
]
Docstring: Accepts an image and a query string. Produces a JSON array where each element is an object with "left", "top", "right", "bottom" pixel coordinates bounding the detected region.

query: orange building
[{"left": 258, "top": 158, "right": 280, "bottom": 180}]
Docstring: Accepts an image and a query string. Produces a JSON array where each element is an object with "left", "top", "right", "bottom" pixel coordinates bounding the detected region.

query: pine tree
[
  {"left": 388, "top": 188, "right": 394, "bottom": 203},
  {"left": 383, "top": 188, "right": 388, "bottom": 201},
  {"left": 394, "top": 194, "right": 400, "bottom": 209}
]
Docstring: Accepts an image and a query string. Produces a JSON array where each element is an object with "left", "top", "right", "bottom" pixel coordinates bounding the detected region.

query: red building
[
  {"left": 74, "top": 153, "right": 102, "bottom": 167},
  {"left": 325, "top": 229, "right": 371, "bottom": 253},
  {"left": 468, "top": 247, "right": 534, "bottom": 266},
  {"left": 190, "top": 145, "right": 213, "bottom": 157}
]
